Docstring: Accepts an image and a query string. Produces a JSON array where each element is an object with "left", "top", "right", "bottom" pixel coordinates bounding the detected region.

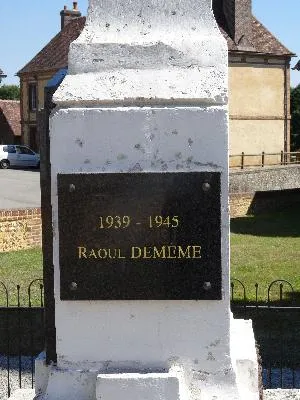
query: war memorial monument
[{"left": 11, "top": 0, "right": 260, "bottom": 398}]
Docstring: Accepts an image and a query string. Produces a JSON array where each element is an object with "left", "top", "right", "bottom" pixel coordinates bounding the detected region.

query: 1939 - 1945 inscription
[{"left": 58, "top": 172, "right": 222, "bottom": 300}]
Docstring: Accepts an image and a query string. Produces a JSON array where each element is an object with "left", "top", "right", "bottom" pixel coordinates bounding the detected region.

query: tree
[
  {"left": 291, "top": 85, "right": 300, "bottom": 151},
  {"left": 0, "top": 84, "right": 20, "bottom": 100}
]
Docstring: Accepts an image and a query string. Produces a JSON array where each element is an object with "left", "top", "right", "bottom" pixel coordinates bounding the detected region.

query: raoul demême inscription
[{"left": 78, "top": 214, "right": 201, "bottom": 260}]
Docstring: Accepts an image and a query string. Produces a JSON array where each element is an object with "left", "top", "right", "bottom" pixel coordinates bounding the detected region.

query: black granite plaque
[{"left": 58, "top": 172, "right": 222, "bottom": 300}]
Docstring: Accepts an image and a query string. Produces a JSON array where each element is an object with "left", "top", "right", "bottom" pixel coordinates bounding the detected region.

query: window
[
  {"left": 3, "top": 145, "right": 16, "bottom": 153},
  {"left": 16, "top": 146, "right": 35, "bottom": 155},
  {"left": 28, "top": 83, "right": 37, "bottom": 111},
  {"left": 21, "top": 146, "right": 35, "bottom": 155}
]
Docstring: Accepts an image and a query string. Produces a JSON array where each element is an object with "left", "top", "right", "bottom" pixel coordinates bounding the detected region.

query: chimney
[
  {"left": 223, "top": 0, "right": 254, "bottom": 50},
  {"left": 60, "top": 2, "right": 81, "bottom": 30}
]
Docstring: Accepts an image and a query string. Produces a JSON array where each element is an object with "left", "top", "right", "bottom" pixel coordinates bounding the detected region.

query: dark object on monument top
[
  {"left": 292, "top": 60, "right": 300, "bottom": 71},
  {"left": 0, "top": 68, "right": 7, "bottom": 83}
]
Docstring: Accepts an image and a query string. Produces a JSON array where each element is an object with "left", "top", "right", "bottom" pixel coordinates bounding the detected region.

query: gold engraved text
[
  {"left": 149, "top": 216, "right": 179, "bottom": 228},
  {"left": 78, "top": 246, "right": 126, "bottom": 259},
  {"left": 78, "top": 245, "right": 201, "bottom": 260},
  {"left": 98, "top": 215, "right": 180, "bottom": 229},
  {"left": 99, "top": 216, "right": 131, "bottom": 229},
  {"left": 131, "top": 245, "right": 201, "bottom": 259}
]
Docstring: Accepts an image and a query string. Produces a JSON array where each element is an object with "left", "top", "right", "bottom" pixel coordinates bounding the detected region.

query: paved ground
[
  {"left": 0, "top": 356, "right": 33, "bottom": 400},
  {"left": 264, "top": 389, "right": 300, "bottom": 399},
  {"left": 0, "top": 169, "right": 41, "bottom": 210}
]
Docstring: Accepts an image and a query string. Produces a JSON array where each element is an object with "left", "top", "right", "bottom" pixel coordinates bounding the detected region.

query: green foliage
[
  {"left": 291, "top": 85, "right": 300, "bottom": 150},
  {"left": 0, "top": 84, "right": 20, "bottom": 100}
]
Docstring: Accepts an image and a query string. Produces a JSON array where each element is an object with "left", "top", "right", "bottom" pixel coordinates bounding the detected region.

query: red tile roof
[
  {"left": 218, "top": 17, "right": 293, "bottom": 56},
  {"left": 0, "top": 100, "right": 21, "bottom": 136},
  {"left": 18, "top": 14, "right": 293, "bottom": 76},
  {"left": 18, "top": 18, "right": 86, "bottom": 75},
  {"left": 251, "top": 17, "right": 293, "bottom": 56},
  {"left": 228, "top": 16, "right": 293, "bottom": 55}
]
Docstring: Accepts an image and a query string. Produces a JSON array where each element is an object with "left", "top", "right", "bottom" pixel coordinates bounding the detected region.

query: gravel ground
[
  {"left": 0, "top": 357, "right": 300, "bottom": 399},
  {"left": 264, "top": 389, "right": 300, "bottom": 399},
  {"left": 0, "top": 356, "right": 33, "bottom": 400}
]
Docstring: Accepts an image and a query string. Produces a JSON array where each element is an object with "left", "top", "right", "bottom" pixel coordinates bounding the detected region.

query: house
[
  {"left": 0, "top": 100, "right": 21, "bottom": 144},
  {"left": 17, "top": 1, "right": 294, "bottom": 165}
]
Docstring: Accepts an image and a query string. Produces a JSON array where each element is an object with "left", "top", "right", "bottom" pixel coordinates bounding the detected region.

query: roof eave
[
  {"left": 229, "top": 49, "right": 295, "bottom": 58},
  {"left": 17, "top": 67, "right": 66, "bottom": 78}
]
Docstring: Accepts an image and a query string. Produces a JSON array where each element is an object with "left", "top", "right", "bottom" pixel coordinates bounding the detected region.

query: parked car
[{"left": 0, "top": 145, "right": 40, "bottom": 169}]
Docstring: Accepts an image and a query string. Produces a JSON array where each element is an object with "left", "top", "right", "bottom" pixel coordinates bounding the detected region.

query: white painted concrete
[
  {"left": 53, "top": 69, "right": 227, "bottom": 106},
  {"left": 231, "top": 318, "right": 260, "bottom": 400},
  {"left": 50, "top": 106, "right": 231, "bottom": 369},
  {"left": 35, "top": 352, "right": 50, "bottom": 396},
  {"left": 38, "top": 0, "right": 259, "bottom": 398},
  {"left": 8, "top": 389, "right": 36, "bottom": 400},
  {"left": 41, "top": 368, "right": 97, "bottom": 400},
  {"left": 54, "top": 0, "right": 227, "bottom": 105},
  {"left": 70, "top": 0, "right": 224, "bottom": 73},
  {"left": 96, "top": 373, "right": 180, "bottom": 400},
  {"left": 48, "top": 104, "right": 240, "bottom": 399}
]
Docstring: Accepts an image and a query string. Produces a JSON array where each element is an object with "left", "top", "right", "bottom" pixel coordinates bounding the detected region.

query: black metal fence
[
  {"left": 0, "top": 279, "right": 299, "bottom": 398},
  {"left": 0, "top": 280, "right": 44, "bottom": 398},
  {"left": 231, "top": 279, "right": 300, "bottom": 389}
]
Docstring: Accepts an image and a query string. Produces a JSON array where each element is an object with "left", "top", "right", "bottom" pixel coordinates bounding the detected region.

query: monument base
[
  {"left": 231, "top": 318, "right": 261, "bottom": 400},
  {"left": 7, "top": 389, "right": 36, "bottom": 400},
  {"left": 96, "top": 373, "right": 180, "bottom": 400},
  {"left": 33, "top": 318, "right": 259, "bottom": 400}
]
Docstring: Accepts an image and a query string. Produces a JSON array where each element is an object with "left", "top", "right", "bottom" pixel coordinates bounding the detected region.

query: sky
[{"left": 0, "top": 0, "right": 299, "bottom": 87}]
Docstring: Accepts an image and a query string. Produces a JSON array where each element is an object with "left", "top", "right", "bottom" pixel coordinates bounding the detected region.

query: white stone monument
[{"left": 28, "top": 0, "right": 260, "bottom": 399}]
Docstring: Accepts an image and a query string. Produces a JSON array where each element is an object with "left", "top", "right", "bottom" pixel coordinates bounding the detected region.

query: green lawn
[
  {"left": 0, "top": 207, "right": 299, "bottom": 304},
  {"left": 231, "top": 208, "right": 300, "bottom": 303},
  {"left": 0, "top": 247, "right": 43, "bottom": 306}
]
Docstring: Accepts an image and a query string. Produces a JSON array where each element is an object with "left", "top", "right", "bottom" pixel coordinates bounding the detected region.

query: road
[{"left": 0, "top": 169, "right": 41, "bottom": 210}]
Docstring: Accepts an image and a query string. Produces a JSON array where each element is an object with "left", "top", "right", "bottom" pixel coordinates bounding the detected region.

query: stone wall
[
  {"left": 230, "top": 189, "right": 300, "bottom": 218},
  {"left": 230, "top": 165, "right": 300, "bottom": 193},
  {"left": 0, "top": 208, "right": 42, "bottom": 253},
  {"left": 230, "top": 193, "right": 254, "bottom": 218},
  {"left": 229, "top": 166, "right": 300, "bottom": 217}
]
